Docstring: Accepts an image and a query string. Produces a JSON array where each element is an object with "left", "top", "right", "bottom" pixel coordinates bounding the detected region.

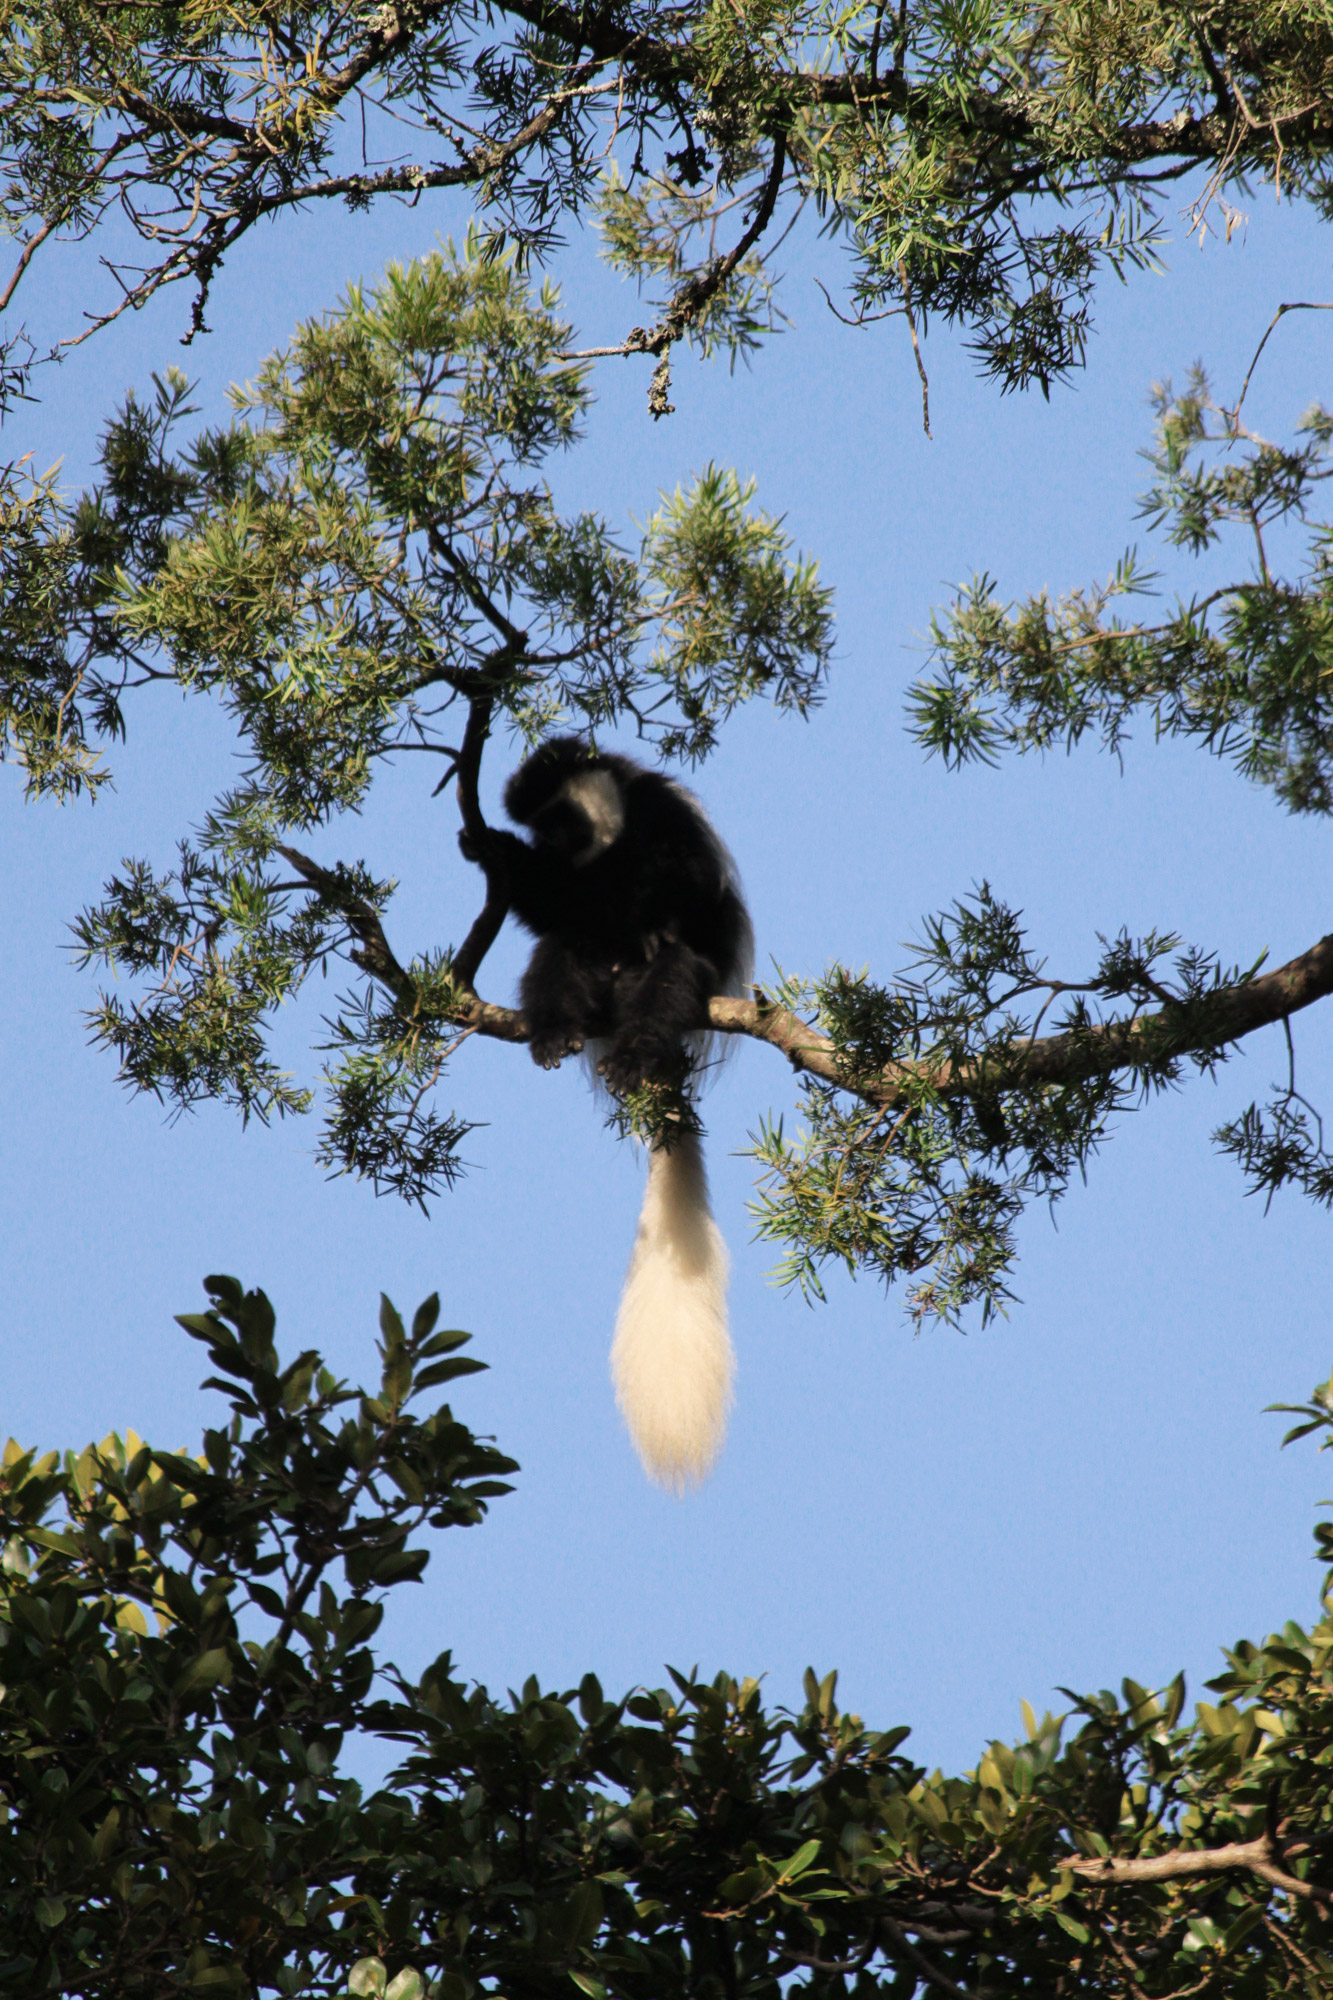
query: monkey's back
[{"left": 509, "top": 767, "right": 746, "bottom": 981}]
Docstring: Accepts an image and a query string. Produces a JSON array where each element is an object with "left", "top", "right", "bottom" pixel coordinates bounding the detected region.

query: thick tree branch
[
  {"left": 275, "top": 836, "right": 1333, "bottom": 1110},
  {"left": 14, "top": 0, "right": 1330, "bottom": 388},
  {"left": 1066, "top": 1833, "right": 1328, "bottom": 1907},
  {"left": 708, "top": 929, "right": 1333, "bottom": 1105},
  {"left": 482, "top": 0, "right": 1333, "bottom": 162}
]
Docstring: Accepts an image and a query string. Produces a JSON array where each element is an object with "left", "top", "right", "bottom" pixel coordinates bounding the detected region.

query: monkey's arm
[{"left": 457, "top": 827, "right": 569, "bottom": 939}]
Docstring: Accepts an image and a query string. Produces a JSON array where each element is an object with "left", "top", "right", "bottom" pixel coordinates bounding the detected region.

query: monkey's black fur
[{"left": 470, "top": 738, "right": 749, "bottom": 1095}]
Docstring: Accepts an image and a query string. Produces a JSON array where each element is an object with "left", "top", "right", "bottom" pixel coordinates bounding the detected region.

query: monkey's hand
[{"left": 459, "top": 825, "right": 528, "bottom": 870}]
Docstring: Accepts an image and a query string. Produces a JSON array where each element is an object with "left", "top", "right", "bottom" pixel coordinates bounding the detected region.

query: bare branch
[
  {"left": 450, "top": 695, "right": 515, "bottom": 993},
  {"left": 1227, "top": 300, "right": 1333, "bottom": 428},
  {"left": 898, "top": 257, "right": 931, "bottom": 439},
  {"left": 1067, "top": 1833, "right": 1329, "bottom": 1907}
]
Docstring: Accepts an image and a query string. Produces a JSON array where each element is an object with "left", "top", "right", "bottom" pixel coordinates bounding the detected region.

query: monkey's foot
[
  {"left": 597, "top": 1039, "right": 676, "bottom": 1097},
  {"left": 529, "top": 1030, "right": 584, "bottom": 1070}
]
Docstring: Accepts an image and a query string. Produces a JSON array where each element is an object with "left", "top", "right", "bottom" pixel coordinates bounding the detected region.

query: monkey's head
[{"left": 504, "top": 737, "right": 626, "bottom": 867}]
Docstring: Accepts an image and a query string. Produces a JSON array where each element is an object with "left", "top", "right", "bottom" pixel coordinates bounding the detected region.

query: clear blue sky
[{"left": 4, "top": 170, "right": 1332, "bottom": 1778}]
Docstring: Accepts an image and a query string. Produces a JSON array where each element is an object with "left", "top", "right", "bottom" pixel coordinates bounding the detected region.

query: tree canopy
[
  {"left": 3, "top": 0, "right": 1332, "bottom": 412},
  {"left": 4, "top": 0, "right": 1333, "bottom": 1992},
  {"left": 3, "top": 1278, "right": 1331, "bottom": 1995},
  {"left": 3, "top": 243, "right": 1332, "bottom": 1320}
]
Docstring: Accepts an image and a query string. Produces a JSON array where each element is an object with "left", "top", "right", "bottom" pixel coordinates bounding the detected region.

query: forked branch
[
  {"left": 276, "top": 846, "right": 414, "bottom": 1007},
  {"left": 566, "top": 131, "right": 788, "bottom": 407},
  {"left": 1065, "top": 1831, "right": 1328, "bottom": 1907},
  {"left": 277, "top": 834, "right": 526, "bottom": 1043}
]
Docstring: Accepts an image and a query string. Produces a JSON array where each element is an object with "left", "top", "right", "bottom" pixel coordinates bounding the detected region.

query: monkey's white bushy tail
[{"left": 611, "top": 1130, "right": 734, "bottom": 1492}]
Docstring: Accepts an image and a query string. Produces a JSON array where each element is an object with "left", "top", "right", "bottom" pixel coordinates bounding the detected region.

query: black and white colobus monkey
[{"left": 468, "top": 736, "right": 753, "bottom": 1491}]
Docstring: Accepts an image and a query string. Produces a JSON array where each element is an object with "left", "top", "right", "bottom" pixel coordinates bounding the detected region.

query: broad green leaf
[
  {"left": 174, "top": 1646, "right": 232, "bottom": 1693},
  {"left": 777, "top": 1838, "right": 823, "bottom": 1882},
  {"left": 414, "top": 1358, "right": 487, "bottom": 1391}
]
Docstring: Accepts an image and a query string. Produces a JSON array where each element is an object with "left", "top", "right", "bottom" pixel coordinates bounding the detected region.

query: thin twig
[
  {"left": 1228, "top": 301, "right": 1333, "bottom": 428},
  {"left": 898, "top": 258, "right": 931, "bottom": 438},
  {"left": 0, "top": 134, "right": 135, "bottom": 315},
  {"left": 813, "top": 274, "right": 900, "bottom": 327},
  {"left": 878, "top": 1914, "right": 979, "bottom": 1999}
]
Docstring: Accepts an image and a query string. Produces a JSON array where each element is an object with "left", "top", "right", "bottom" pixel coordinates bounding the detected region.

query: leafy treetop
[
  {"left": 1, "top": 1276, "right": 1331, "bottom": 1996},
  {"left": 3, "top": 0, "right": 1332, "bottom": 411}
]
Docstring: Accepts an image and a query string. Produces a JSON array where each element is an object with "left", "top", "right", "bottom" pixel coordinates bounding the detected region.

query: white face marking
[{"left": 560, "top": 768, "right": 625, "bottom": 865}]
